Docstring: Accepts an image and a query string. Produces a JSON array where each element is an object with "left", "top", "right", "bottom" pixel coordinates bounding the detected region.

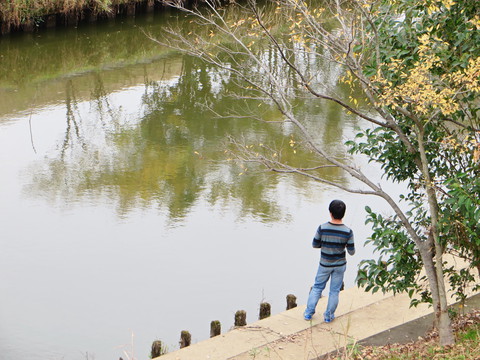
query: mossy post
[
  {"left": 179, "top": 330, "right": 191, "bottom": 348},
  {"left": 286, "top": 294, "right": 297, "bottom": 310},
  {"left": 234, "top": 310, "right": 247, "bottom": 326},
  {"left": 210, "top": 320, "right": 221, "bottom": 337},
  {"left": 259, "top": 302, "right": 271, "bottom": 320},
  {"left": 151, "top": 340, "right": 167, "bottom": 358}
]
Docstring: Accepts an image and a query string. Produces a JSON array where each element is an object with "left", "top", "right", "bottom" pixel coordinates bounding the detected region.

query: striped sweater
[{"left": 312, "top": 222, "right": 355, "bottom": 267}]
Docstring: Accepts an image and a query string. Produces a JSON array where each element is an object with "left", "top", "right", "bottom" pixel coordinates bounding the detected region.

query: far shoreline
[{"left": 0, "top": 0, "right": 174, "bottom": 35}]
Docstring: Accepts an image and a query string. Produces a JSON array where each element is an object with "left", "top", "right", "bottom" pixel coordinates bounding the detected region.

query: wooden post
[
  {"left": 259, "top": 302, "right": 271, "bottom": 320},
  {"left": 179, "top": 330, "right": 191, "bottom": 348},
  {"left": 235, "top": 310, "right": 247, "bottom": 326},
  {"left": 286, "top": 294, "right": 297, "bottom": 310},
  {"left": 210, "top": 320, "right": 221, "bottom": 337},
  {"left": 151, "top": 340, "right": 167, "bottom": 358}
]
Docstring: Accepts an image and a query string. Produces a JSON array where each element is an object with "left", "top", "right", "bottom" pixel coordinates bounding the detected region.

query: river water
[{"left": 0, "top": 6, "right": 392, "bottom": 360}]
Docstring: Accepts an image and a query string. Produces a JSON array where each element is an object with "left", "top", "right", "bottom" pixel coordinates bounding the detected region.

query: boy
[{"left": 304, "top": 199, "right": 355, "bottom": 322}]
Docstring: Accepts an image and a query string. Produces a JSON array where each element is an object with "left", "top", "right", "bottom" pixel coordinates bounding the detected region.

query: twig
[{"left": 28, "top": 111, "right": 37, "bottom": 154}]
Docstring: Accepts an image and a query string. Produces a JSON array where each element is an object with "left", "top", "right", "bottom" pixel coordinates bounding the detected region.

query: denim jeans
[{"left": 305, "top": 263, "right": 346, "bottom": 321}]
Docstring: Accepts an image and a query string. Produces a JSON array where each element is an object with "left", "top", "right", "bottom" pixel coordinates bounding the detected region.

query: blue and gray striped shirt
[{"left": 313, "top": 222, "right": 355, "bottom": 267}]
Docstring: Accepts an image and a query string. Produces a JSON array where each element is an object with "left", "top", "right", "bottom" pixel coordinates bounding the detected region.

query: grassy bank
[{"left": 0, "top": 0, "right": 154, "bottom": 32}]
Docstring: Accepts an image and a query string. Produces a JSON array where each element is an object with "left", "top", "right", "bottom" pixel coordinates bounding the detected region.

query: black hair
[{"left": 329, "top": 199, "right": 346, "bottom": 220}]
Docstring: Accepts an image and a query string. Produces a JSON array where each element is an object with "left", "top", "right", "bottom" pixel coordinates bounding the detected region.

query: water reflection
[{"left": 24, "top": 53, "right": 350, "bottom": 223}]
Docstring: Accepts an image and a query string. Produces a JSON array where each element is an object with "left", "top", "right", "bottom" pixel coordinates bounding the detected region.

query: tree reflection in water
[{"left": 26, "top": 50, "right": 352, "bottom": 223}]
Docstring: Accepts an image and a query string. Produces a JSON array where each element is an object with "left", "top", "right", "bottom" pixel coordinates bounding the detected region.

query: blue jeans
[{"left": 305, "top": 264, "right": 346, "bottom": 321}]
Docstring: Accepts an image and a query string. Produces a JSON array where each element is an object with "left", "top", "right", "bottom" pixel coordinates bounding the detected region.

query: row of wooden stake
[{"left": 150, "top": 294, "right": 298, "bottom": 358}]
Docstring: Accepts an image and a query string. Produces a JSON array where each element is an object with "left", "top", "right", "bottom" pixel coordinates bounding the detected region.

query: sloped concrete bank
[
  {"left": 360, "top": 292, "right": 480, "bottom": 348},
  {"left": 152, "top": 286, "right": 480, "bottom": 360}
]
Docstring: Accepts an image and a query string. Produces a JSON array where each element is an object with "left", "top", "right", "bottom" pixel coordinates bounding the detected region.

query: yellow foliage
[
  {"left": 468, "top": 15, "right": 480, "bottom": 30},
  {"left": 427, "top": 4, "right": 439, "bottom": 15},
  {"left": 442, "top": 135, "right": 480, "bottom": 163},
  {"left": 442, "top": 0, "right": 456, "bottom": 11},
  {"left": 372, "top": 33, "right": 480, "bottom": 117},
  {"left": 448, "top": 57, "right": 480, "bottom": 93},
  {"left": 230, "top": 19, "right": 246, "bottom": 28}
]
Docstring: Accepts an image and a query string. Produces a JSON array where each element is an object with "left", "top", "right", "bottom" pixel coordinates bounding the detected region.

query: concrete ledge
[
  {"left": 153, "top": 285, "right": 480, "bottom": 360},
  {"left": 153, "top": 287, "right": 420, "bottom": 360}
]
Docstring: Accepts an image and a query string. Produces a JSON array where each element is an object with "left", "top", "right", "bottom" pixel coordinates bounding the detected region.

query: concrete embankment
[
  {"left": 0, "top": 0, "right": 163, "bottom": 35},
  {"left": 153, "top": 286, "right": 480, "bottom": 360}
]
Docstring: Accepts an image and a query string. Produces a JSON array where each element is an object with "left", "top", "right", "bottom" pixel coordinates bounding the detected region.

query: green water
[{"left": 0, "top": 6, "right": 383, "bottom": 360}]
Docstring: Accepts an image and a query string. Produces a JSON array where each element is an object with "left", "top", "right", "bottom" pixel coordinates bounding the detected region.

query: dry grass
[
  {"left": 325, "top": 310, "right": 480, "bottom": 360},
  {"left": 0, "top": 0, "right": 135, "bottom": 28}
]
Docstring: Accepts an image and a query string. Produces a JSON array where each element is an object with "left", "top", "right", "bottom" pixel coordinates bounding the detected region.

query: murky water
[{"left": 0, "top": 6, "right": 391, "bottom": 360}]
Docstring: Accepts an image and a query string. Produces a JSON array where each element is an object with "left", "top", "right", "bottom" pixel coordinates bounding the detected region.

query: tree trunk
[
  {"left": 433, "top": 241, "right": 455, "bottom": 345},
  {"left": 417, "top": 125, "right": 455, "bottom": 346},
  {"left": 418, "top": 241, "right": 440, "bottom": 304}
]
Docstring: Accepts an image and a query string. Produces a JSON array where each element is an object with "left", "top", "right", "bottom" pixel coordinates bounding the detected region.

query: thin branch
[
  {"left": 29, "top": 111, "right": 37, "bottom": 154},
  {"left": 250, "top": 0, "right": 388, "bottom": 128}
]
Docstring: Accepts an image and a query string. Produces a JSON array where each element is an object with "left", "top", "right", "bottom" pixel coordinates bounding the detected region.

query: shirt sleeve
[
  {"left": 346, "top": 230, "right": 355, "bottom": 255},
  {"left": 312, "top": 225, "right": 322, "bottom": 248}
]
